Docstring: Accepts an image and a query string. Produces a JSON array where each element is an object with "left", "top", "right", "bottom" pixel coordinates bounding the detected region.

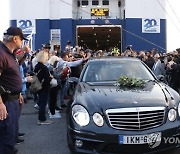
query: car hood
[{"left": 75, "top": 81, "right": 171, "bottom": 111}]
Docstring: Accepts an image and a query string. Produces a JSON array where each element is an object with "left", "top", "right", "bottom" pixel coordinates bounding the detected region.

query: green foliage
[{"left": 116, "top": 76, "right": 145, "bottom": 89}]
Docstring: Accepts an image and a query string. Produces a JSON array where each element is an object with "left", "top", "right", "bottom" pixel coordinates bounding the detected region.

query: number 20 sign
[
  {"left": 17, "top": 19, "right": 36, "bottom": 34},
  {"left": 142, "top": 18, "right": 160, "bottom": 33}
]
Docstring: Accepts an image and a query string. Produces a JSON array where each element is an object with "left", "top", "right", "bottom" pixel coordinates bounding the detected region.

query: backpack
[{"left": 29, "top": 68, "right": 44, "bottom": 93}]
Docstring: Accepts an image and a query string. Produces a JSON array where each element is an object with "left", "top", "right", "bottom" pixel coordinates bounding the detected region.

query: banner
[
  {"left": 142, "top": 19, "right": 160, "bottom": 33},
  {"left": 50, "top": 29, "right": 61, "bottom": 41},
  {"left": 17, "top": 19, "right": 36, "bottom": 34}
]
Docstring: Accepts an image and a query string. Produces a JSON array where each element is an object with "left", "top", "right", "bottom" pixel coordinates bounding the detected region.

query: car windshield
[{"left": 82, "top": 60, "right": 154, "bottom": 82}]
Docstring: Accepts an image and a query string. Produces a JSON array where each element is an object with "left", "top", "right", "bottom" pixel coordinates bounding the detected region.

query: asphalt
[{"left": 16, "top": 98, "right": 71, "bottom": 154}]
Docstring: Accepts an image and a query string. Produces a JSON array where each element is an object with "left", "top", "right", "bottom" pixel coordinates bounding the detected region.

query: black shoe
[
  {"left": 18, "top": 133, "right": 25, "bottom": 137},
  {"left": 61, "top": 104, "right": 67, "bottom": 108},
  {"left": 16, "top": 138, "right": 24, "bottom": 144},
  {"left": 13, "top": 147, "right": 18, "bottom": 154}
]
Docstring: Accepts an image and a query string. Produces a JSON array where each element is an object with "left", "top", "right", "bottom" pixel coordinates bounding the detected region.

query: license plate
[{"left": 119, "top": 132, "right": 161, "bottom": 144}]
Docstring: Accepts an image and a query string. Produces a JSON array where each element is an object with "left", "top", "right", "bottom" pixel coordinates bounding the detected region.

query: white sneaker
[
  {"left": 37, "top": 120, "right": 53, "bottom": 125},
  {"left": 48, "top": 110, "right": 60, "bottom": 114},
  {"left": 34, "top": 104, "right": 39, "bottom": 110},
  {"left": 55, "top": 110, "right": 60, "bottom": 113},
  {"left": 49, "top": 113, "right": 61, "bottom": 119}
]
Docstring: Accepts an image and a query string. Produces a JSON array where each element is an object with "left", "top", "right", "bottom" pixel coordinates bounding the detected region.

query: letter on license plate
[{"left": 119, "top": 132, "right": 161, "bottom": 144}]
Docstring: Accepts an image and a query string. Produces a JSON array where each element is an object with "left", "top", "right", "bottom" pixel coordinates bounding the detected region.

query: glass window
[
  {"left": 102, "top": 0, "right": 109, "bottom": 5},
  {"left": 92, "top": 0, "right": 99, "bottom": 5},
  {"left": 82, "top": 0, "right": 88, "bottom": 5},
  {"left": 82, "top": 60, "right": 154, "bottom": 82}
]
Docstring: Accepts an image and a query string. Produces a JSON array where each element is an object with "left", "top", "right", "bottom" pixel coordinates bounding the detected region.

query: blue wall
[
  {"left": 124, "top": 18, "right": 166, "bottom": 52},
  {"left": 36, "top": 19, "right": 50, "bottom": 50},
  {"left": 59, "top": 19, "right": 74, "bottom": 51},
  {"left": 10, "top": 18, "right": 166, "bottom": 52},
  {"left": 10, "top": 20, "right": 16, "bottom": 27}
]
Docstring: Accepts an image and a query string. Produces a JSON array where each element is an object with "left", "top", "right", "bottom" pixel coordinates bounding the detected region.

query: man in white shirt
[{"left": 152, "top": 53, "right": 165, "bottom": 76}]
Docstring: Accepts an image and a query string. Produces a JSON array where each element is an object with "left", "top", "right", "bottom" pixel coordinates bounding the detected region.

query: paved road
[
  {"left": 16, "top": 99, "right": 70, "bottom": 154},
  {"left": 16, "top": 99, "right": 180, "bottom": 154}
]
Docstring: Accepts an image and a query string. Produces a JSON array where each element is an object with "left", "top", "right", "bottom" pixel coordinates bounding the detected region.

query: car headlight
[
  {"left": 168, "top": 109, "right": 177, "bottom": 122},
  {"left": 93, "top": 113, "right": 104, "bottom": 127},
  {"left": 72, "top": 105, "right": 90, "bottom": 126},
  {"left": 178, "top": 103, "right": 180, "bottom": 116}
]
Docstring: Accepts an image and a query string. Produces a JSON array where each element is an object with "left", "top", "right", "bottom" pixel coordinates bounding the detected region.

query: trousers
[{"left": 0, "top": 100, "right": 19, "bottom": 154}]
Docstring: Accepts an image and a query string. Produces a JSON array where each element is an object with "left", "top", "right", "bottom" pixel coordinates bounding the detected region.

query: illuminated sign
[{"left": 91, "top": 8, "right": 109, "bottom": 16}]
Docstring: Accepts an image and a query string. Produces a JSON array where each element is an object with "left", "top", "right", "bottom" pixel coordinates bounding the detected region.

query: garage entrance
[{"left": 76, "top": 25, "right": 122, "bottom": 51}]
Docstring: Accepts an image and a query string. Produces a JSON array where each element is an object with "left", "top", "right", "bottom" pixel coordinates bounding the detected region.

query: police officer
[{"left": 0, "top": 27, "right": 29, "bottom": 154}]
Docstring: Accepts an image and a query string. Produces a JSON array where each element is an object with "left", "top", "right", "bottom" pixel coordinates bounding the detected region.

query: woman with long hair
[{"left": 34, "top": 50, "right": 52, "bottom": 125}]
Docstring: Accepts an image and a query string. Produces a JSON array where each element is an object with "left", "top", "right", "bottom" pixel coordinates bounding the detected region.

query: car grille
[{"left": 106, "top": 107, "right": 165, "bottom": 130}]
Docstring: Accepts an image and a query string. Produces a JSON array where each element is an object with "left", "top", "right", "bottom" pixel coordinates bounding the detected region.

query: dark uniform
[{"left": 0, "top": 42, "right": 22, "bottom": 153}]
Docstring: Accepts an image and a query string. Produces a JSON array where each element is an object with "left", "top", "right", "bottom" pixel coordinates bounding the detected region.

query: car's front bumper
[{"left": 67, "top": 122, "right": 180, "bottom": 154}]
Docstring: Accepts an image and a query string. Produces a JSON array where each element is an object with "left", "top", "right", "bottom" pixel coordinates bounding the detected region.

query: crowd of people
[
  {"left": 0, "top": 26, "right": 180, "bottom": 154},
  {"left": 70, "top": 45, "right": 180, "bottom": 94}
]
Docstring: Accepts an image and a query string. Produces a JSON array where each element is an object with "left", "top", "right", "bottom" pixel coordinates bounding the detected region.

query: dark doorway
[{"left": 77, "top": 26, "right": 121, "bottom": 51}]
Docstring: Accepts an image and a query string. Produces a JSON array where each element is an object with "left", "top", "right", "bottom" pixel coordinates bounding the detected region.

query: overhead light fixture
[{"left": 97, "top": 5, "right": 102, "bottom": 8}]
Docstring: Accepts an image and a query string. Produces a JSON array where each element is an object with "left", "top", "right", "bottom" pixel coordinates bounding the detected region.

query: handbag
[
  {"left": 29, "top": 68, "right": 44, "bottom": 92},
  {"left": 50, "top": 78, "right": 58, "bottom": 88}
]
